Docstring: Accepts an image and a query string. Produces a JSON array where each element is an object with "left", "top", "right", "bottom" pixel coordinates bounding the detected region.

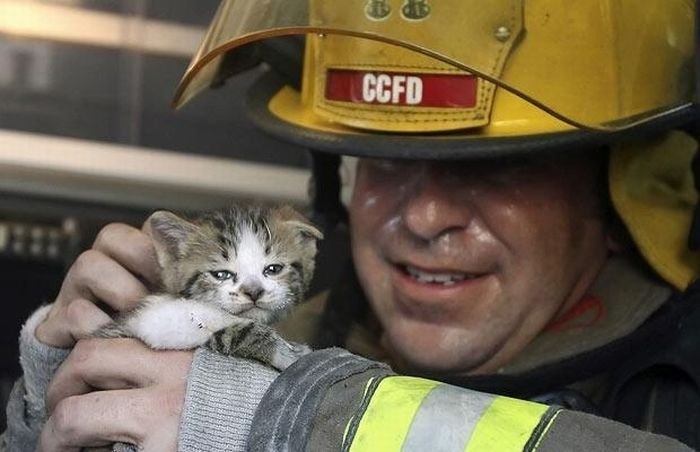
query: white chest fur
[{"left": 124, "top": 293, "right": 237, "bottom": 350}]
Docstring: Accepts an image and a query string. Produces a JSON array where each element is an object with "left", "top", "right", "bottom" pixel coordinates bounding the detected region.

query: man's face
[{"left": 349, "top": 155, "right": 611, "bottom": 376}]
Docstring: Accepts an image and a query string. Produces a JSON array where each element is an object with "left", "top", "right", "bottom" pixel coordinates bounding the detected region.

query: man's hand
[
  {"left": 35, "top": 223, "right": 160, "bottom": 348},
  {"left": 38, "top": 338, "right": 193, "bottom": 452}
]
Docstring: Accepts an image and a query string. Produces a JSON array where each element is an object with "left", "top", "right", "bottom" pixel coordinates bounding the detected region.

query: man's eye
[
  {"left": 263, "top": 264, "right": 284, "bottom": 277},
  {"left": 209, "top": 270, "right": 234, "bottom": 281}
]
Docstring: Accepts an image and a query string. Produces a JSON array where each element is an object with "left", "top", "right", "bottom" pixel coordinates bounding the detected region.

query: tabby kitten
[{"left": 95, "top": 204, "right": 323, "bottom": 371}]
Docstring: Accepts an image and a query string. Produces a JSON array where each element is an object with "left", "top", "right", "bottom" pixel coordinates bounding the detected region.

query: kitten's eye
[
  {"left": 263, "top": 264, "right": 284, "bottom": 277},
  {"left": 209, "top": 270, "right": 234, "bottom": 281}
]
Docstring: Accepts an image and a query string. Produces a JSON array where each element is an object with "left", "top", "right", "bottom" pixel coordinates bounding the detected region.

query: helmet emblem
[
  {"left": 401, "top": 0, "right": 431, "bottom": 20},
  {"left": 365, "top": 0, "right": 391, "bottom": 20}
]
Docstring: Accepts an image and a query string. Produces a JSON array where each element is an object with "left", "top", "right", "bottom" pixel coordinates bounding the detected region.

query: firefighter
[{"left": 4, "top": 0, "right": 700, "bottom": 450}]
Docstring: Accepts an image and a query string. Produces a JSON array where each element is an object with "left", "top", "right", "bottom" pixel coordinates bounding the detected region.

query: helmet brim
[{"left": 247, "top": 71, "right": 698, "bottom": 160}]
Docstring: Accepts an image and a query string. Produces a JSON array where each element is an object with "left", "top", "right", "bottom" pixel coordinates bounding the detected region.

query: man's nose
[{"left": 401, "top": 166, "right": 474, "bottom": 242}]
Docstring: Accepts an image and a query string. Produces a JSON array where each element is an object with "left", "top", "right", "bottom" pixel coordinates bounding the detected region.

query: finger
[
  {"left": 64, "top": 297, "right": 114, "bottom": 342},
  {"left": 61, "top": 249, "right": 149, "bottom": 312},
  {"left": 47, "top": 338, "right": 192, "bottom": 414},
  {"left": 35, "top": 298, "right": 112, "bottom": 347},
  {"left": 47, "top": 339, "right": 152, "bottom": 414},
  {"left": 40, "top": 390, "right": 149, "bottom": 452},
  {"left": 38, "top": 244, "right": 153, "bottom": 348},
  {"left": 92, "top": 223, "right": 160, "bottom": 287}
]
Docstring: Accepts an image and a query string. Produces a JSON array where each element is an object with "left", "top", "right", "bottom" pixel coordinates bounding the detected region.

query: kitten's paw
[
  {"left": 207, "top": 319, "right": 256, "bottom": 355},
  {"left": 271, "top": 341, "right": 312, "bottom": 370},
  {"left": 207, "top": 320, "right": 312, "bottom": 371}
]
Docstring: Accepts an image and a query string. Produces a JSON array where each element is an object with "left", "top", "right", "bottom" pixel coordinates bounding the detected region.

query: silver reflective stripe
[{"left": 401, "top": 384, "right": 495, "bottom": 451}]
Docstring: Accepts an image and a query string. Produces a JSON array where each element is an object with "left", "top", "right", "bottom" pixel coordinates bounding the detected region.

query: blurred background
[{"left": 0, "top": 0, "right": 347, "bottom": 430}]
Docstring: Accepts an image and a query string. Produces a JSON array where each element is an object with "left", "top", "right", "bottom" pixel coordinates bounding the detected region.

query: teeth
[{"left": 405, "top": 265, "right": 471, "bottom": 285}]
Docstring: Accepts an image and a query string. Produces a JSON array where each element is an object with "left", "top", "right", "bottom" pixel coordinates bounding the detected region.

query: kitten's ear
[
  {"left": 274, "top": 206, "right": 324, "bottom": 242},
  {"left": 145, "top": 210, "right": 199, "bottom": 267}
]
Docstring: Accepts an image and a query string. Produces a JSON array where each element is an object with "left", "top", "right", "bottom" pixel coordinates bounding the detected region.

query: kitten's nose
[{"left": 242, "top": 285, "right": 264, "bottom": 303}]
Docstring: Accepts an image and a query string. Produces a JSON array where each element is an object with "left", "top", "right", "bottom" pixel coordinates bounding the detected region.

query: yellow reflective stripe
[
  {"left": 348, "top": 376, "right": 439, "bottom": 451},
  {"left": 345, "top": 377, "right": 548, "bottom": 452},
  {"left": 465, "top": 396, "right": 549, "bottom": 452}
]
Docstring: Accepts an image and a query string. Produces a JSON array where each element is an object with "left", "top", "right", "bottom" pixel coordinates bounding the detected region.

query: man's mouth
[{"left": 403, "top": 265, "right": 482, "bottom": 285}]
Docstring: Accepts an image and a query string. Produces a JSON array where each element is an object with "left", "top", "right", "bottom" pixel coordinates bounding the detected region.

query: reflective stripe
[
  {"left": 346, "top": 376, "right": 549, "bottom": 452},
  {"left": 402, "top": 384, "right": 496, "bottom": 451},
  {"left": 349, "top": 376, "right": 439, "bottom": 451},
  {"left": 465, "top": 396, "right": 549, "bottom": 451}
]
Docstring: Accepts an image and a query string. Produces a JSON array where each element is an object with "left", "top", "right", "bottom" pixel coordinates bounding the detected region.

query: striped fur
[{"left": 93, "top": 204, "right": 321, "bottom": 368}]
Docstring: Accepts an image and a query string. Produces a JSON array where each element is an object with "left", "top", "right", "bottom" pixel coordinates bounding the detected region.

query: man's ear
[
  {"left": 145, "top": 210, "right": 199, "bottom": 268},
  {"left": 605, "top": 215, "right": 634, "bottom": 254},
  {"left": 607, "top": 233, "right": 624, "bottom": 253}
]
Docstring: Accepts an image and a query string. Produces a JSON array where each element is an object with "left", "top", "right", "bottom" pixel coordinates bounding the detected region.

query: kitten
[{"left": 94, "top": 204, "right": 323, "bottom": 371}]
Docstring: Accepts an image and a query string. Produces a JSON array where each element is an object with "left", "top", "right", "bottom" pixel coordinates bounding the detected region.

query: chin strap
[
  {"left": 305, "top": 151, "right": 352, "bottom": 298},
  {"left": 688, "top": 3, "right": 700, "bottom": 250},
  {"left": 686, "top": 0, "right": 699, "bottom": 249},
  {"left": 689, "top": 146, "right": 700, "bottom": 250},
  {"left": 309, "top": 151, "right": 348, "bottom": 232},
  {"left": 689, "top": 113, "right": 700, "bottom": 249}
]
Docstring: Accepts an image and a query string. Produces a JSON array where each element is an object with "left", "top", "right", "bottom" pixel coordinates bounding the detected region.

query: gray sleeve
[
  {"left": 178, "top": 347, "right": 279, "bottom": 452},
  {"left": 534, "top": 410, "right": 695, "bottom": 452},
  {"left": 1, "top": 304, "right": 71, "bottom": 452}
]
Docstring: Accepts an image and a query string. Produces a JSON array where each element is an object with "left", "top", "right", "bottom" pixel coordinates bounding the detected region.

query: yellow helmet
[
  {"left": 174, "top": 0, "right": 696, "bottom": 158},
  {"left": 172, "top": 0, "right": 699, "bottom": 289}
]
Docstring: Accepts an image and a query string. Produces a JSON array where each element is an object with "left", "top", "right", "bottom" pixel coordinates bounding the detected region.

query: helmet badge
[{"left": 365, "top": 0, "right": 432, "bottom": 21}]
